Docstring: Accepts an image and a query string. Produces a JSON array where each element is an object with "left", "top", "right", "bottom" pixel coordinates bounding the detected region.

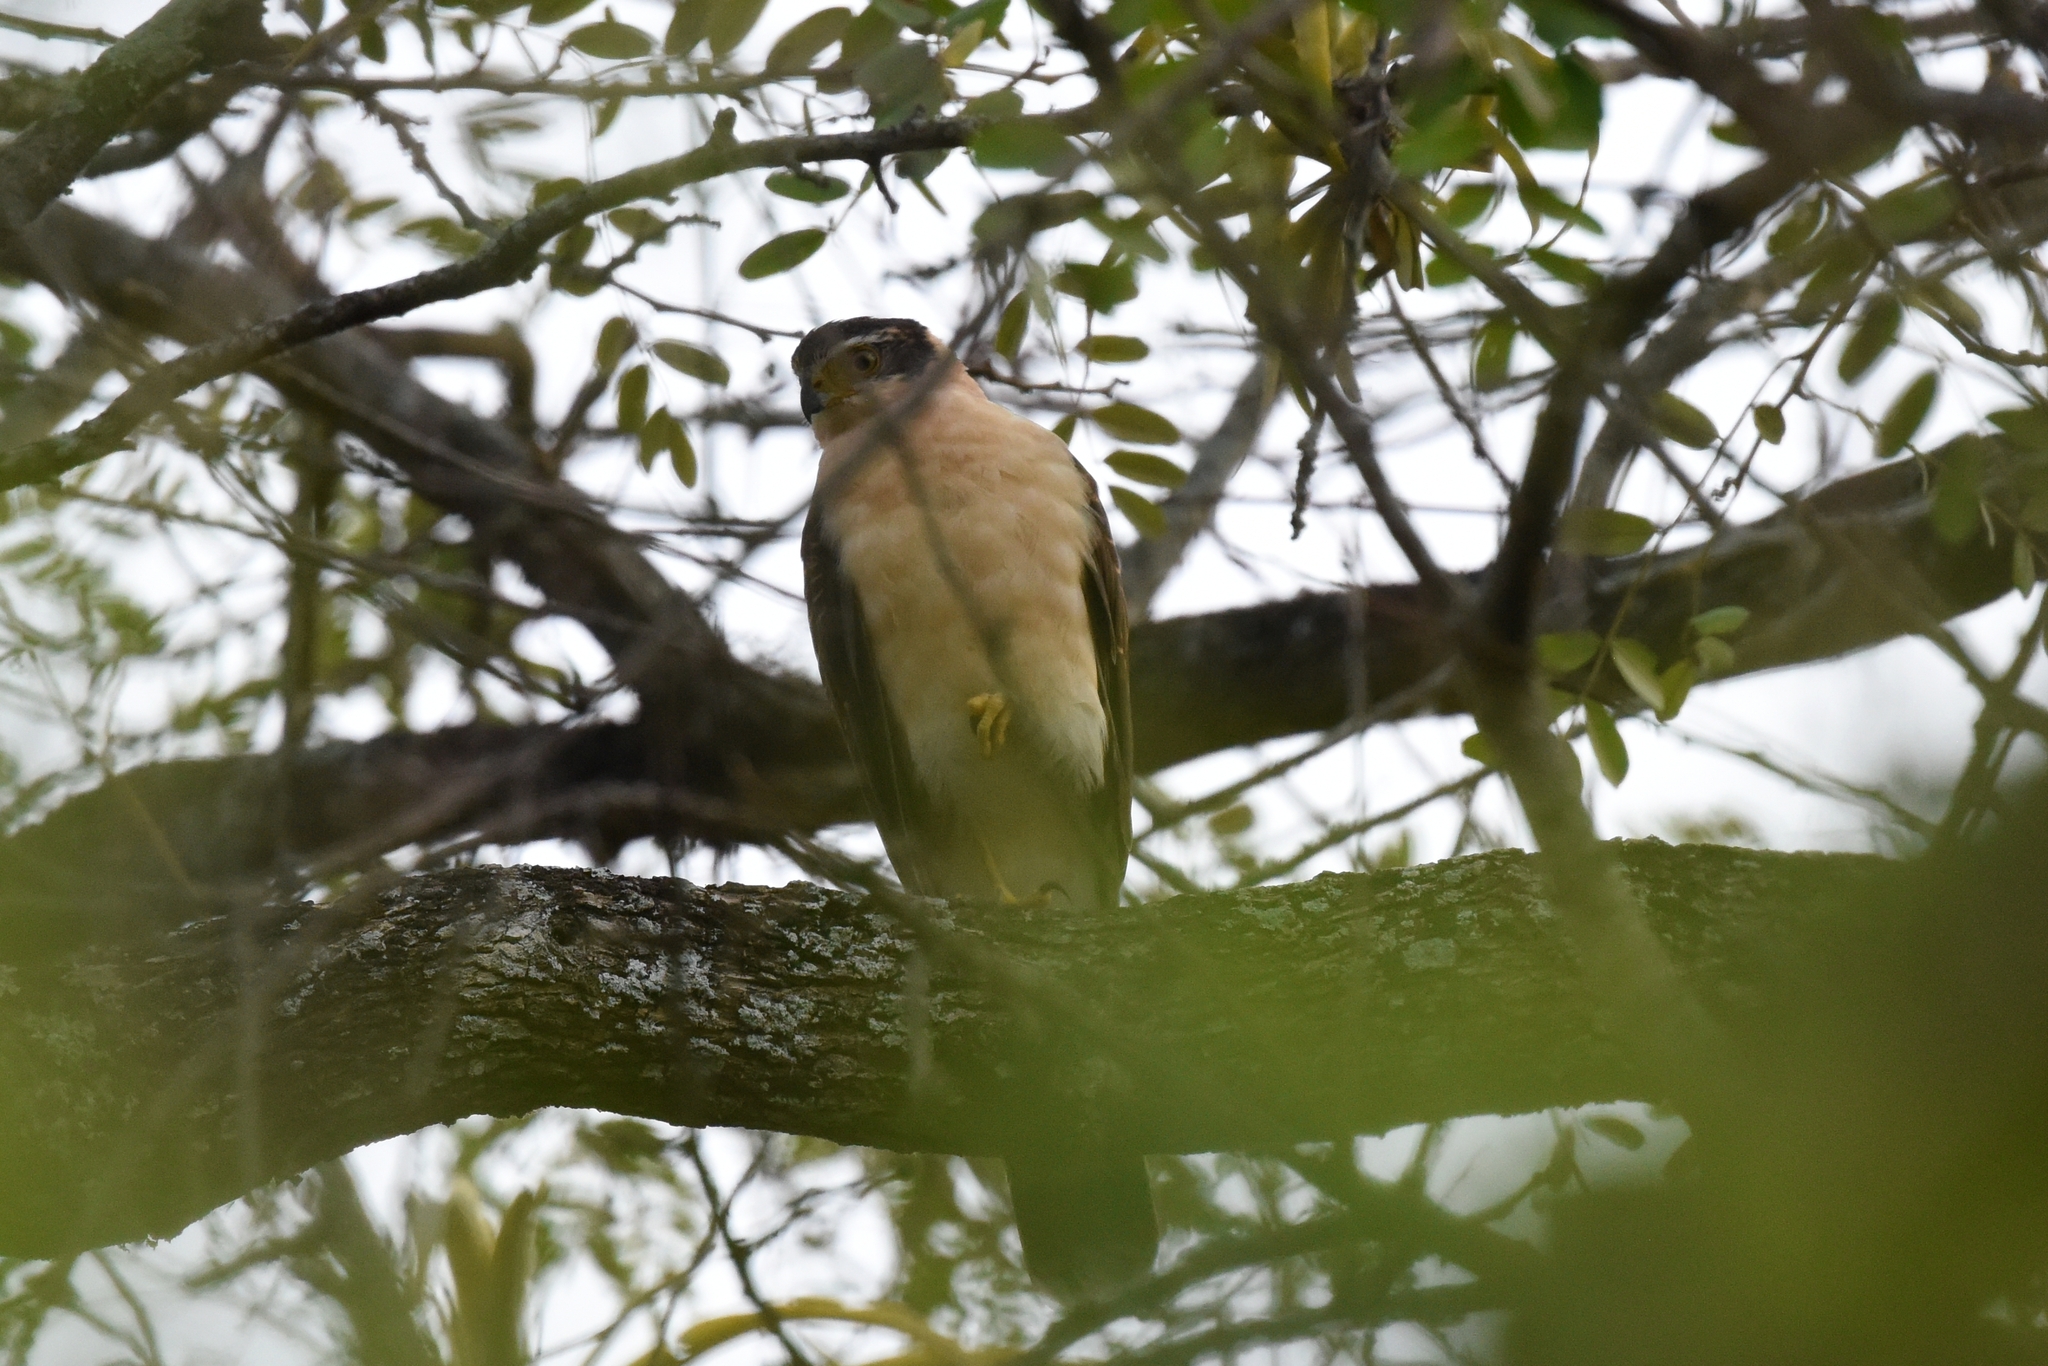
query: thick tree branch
[
  {"left": 0, "top": 0, "right": 264, "bottom": 233},
  {"left": 0, "top": 842, "right": 1881, "bottom": 1258}
]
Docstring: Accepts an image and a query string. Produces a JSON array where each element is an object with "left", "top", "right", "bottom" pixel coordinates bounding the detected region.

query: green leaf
[
  {"left": 529, "top": 0, "right": 596, "bottom": 22},
  {"left": 1910, "top": 279, "right": 1982, "bottom": 336},
  {"left": 707, "top": 0, "right": 770, "bottom": 54},
  {"left": 969, "top": 120, "right": 1073, "bottom": 172},
  {"left": 1990, "top": 408, "right": 2048, "bottom": 452},
  {"left": 1863, "top": 178, "right": 1957, "bottom": 242},
  {"left": 1496, "top": 52, "right": 1602, "bottom": 151},
  {"left": 1473, "top": 314, "right": 1515, "bottom": 392},
  {"left": 1528, "top": 247, "right": 1600, "bottom": 290},
  {"left": 1053, "top": 260, "right": 1138, "bottom": 313},
  {"left": 1694, "top": 635, "right": 1736, "bottom": 675},
  {"left": 607, "top": 207, "right": 667, "bottom": 241},
  {"left": 1207, "top": 803, "right": 1254, "bottom": 836},
  {"left": 1554, "top": 507, "right": 1654, "bottom": 557},
  {"left": 1875, "top": 371, "right": 1937, "bottom": 458},
  {"left": 765, "top": 170, "right": 850, "bottom": 203},
  {"left": 764, "top": 6, "right": 850, "bottom": 72},
  {"left": 567, "top": 20, "right": 653, "bottom": 57},
  {"left": 1461, "top": 730, "right": 1500, "bottom": 767},
  {"left": 2017, "top": 534, "right": 2039, "bottom": 595},
  {"left": 652, "top": 341, "right": 729, "bottom": 385},
  {"left": 1767, "top": 196, "right": 1825, "bottom": 256},
  {"left": 1537, "top": 629, "right": 1601, "bottom": 673},
  {"left": 1077, "top": 334, "right": 1150, "bottom": 364},
  {"left": 616, "top": 363, "right": 649, "bottom": 432},
  {"left": 1652, "top": 391, "right": 1718, "bottom": 449},
  {"left": 1584, "top": 1113, "right": 1646, "bottom": 1149},
  {"left": 1584, "top": 699, "right": 1627, "bottom": 785},
  {"left": 973, "top": 191, "right": 1097, "bottom": 246},
  {"left": 1690, "top": 606, "right": 1749, "bottom": 636},
  {"left": 595, "top": 316, "right": 636, "bottom": 371},
  {"left": 1441, "top": 182, "right": 1498, "bottom": 229},
  {"left": 1930, "top": 437, "right": 1986, "bottom": 544},
  {"left": 1105, "top": 449, "right": 1186, "bottom": 488},
  {"left": 738, "top": 228, "right": 827, "bottom": 279},
  {"left": 1518, "top": 182, "right": 1604, "bottom": 235},
  {"left": 1837, "top": 295, "right": 1902, "bottom": 383},
  {"left": 1110, "top": 485, "right": 1168, "bottom": 537},
  {"left": 1091, "top": 402, "right": 1179, "bottom": 445},
  {"left": 665, "top": 0, "right": 712, "bottom": 54},
  {"left": 1656, "top": 659, "right": 1697, "bottom": 721},
  {"left": 398, "top": 216, "right": 482, "bottom": 256},
  {"left": 1609, "top": 637, "right": 1665, "bottom": 712},
  {"left": 995, "top": 292, "right": 1030, "bottom": 360},
  {"left": 854, "top": 41, "right": 945, "bottom": 125},
  {"left": 1393, "top": 108, "right": 1490, "bottom": 176},
  {"left": 1753, "top": 403, "right": 1785, "bottom": 444},
  {"left": 1051, "top": 414, "right": 1077, "bottom": 443},
  {"left": 669, "top": 424, "right": 698, "bottom": 486}
]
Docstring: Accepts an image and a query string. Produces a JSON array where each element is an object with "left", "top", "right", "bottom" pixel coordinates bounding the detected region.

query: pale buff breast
[{"left": 818, "top": 369, "right": 1108, "bottom": 794}]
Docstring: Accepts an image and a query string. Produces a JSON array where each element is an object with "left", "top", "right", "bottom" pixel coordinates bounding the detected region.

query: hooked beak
[{"left": 799, "top": 378, "right": 824, "bottom": 424}]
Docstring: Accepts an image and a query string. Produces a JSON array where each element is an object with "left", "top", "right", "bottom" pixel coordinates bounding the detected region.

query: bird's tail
[{"left": 1005, "top": 1145, "right": 1159, "bottom": 1303}]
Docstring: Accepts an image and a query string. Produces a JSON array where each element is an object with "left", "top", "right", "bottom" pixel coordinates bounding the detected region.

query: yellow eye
[{"left": 851, "top": 348, "right": 879, "bottom": 374}]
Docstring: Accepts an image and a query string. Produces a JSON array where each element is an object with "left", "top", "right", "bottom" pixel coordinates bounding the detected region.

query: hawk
[{"left": 793, "top": 317, "right": 1153, "bottom": 1299}]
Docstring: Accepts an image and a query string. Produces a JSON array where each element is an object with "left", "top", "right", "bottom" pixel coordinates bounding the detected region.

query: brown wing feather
[
  {"left": 801, "top": 504, "right": 942, "bottom": 894},
  {"left": 1075, "top": 457, "right": 1134, "bottom": 906}
]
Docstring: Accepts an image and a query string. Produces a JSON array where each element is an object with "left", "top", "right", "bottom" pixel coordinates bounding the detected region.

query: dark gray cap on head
[{"left": 792, "top": 317, "right": 940, "bottom": 421}]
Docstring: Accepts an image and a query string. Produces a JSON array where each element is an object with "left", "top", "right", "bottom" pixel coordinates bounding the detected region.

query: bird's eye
[{"left": 851, "top": 348, "right": 879, "bottom": 374}]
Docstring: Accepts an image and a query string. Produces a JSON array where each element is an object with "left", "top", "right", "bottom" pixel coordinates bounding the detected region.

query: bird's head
[{"left": 792, "top": 318, "right": 946, "bottom": 436}]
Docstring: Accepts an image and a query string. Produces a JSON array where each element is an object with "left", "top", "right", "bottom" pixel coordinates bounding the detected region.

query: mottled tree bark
[{"left": 0, "top": 841, "right": 1879, "bottom": 1258}]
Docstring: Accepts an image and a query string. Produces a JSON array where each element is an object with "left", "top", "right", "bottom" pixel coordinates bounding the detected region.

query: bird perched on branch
[{"left": 793, "top": 317, "right": 1151, "bottom": 1301}]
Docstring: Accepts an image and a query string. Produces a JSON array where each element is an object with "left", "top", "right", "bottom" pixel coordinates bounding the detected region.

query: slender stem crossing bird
[{"left": 793, "top": 317, "right": 1156, "bottom": 1301}]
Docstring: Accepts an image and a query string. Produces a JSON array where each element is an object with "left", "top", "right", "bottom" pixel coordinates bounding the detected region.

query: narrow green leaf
[
  {"left": 738, "top": 228, "right": 827, "bottom": 279},
  {"left": 607, "top": 207, "right": 667, "bottom": 240},
  {"left": 1875, "top": 371, "right": 1937, "bottom": 458},
  {"left": 1110, "top": 485, "right": 1167, "bottom": 537},
  {"left": 1766, "top": 196, "right": 1824, "bottom": 256},
  {"left": 2017, "top": 534, "right": 2039, "bottom": 595},
  {"left": 529, "top": 0, "right": 596, "bottom": 23},
  {"left": 1837, "top": 295, "right": 1902, "bottom": 383},
  {"left": 669, "top": 424, "right": 698, "bottom": 486},
  {"left": 1091, "top": 402, "right": 1179, "bottom": 445},
  {"left": 595, "top": 316, "right": 635, "bottom": 371},
  {"left": 1651, "top": 391, "right": 1718, "bottom": 449},
  {"left": 1554, "top": 508, "right": 1654, "bottom": 557},
  {"left": 1473, "top": 314, "right": 1516, "bottom": 392},
  {"left": 1609, "top": 637, "right": 1665, "bottom": 712},
  {"left": 995, "top": 292, "right": 1029, "bottom": 360},
  {"left": 764, "top": 6, "right": 850, "bottom": 72},
  {"left": 616, "top": 363, "right": 649, "bottom": 432},
  {"left": 1536, "top": 630, "right": 1601, "bottom": 674},
  {"left": 1584, "top": 699, "right": 1628, "bottom": 785},
  {"left": 1656, "top": 659, "right": 1697, "bottom": 721},
  {"left": 652, "top": 340, "right": 729, "bottom": 385},
  {"left": 969, "top": 120, "right": 1073, "bottom": 172},
  {"left": 765, "top": 170, "right": 850, "bottom": 203},
  {"left": 1863, "top": 178, "right": 1957, "bottom": 241},
  {"left": 1930, "top": 439, "right": 1985, "bottom": 544},
  {"left": 1105, "top": 450, "right": 1186, "bottom": 488},
  {"left": 1690, "top": 606, "right": 1749, "bottom": 636},
  {"left": 1584, "top": 1113, "right": 1645, "bottom": 1148},
  {"left": 1076, "top": 334, "right": 1150, "bottom": 363},
  {"left": 1753, "top": 404, "right": 1785, "bottom": 443},
  {"left": 1051, "top": 414, "right": 1077, "bottom": 443},
  {"left": 567, "top": 20, "right": 653, "bottom": 57}
]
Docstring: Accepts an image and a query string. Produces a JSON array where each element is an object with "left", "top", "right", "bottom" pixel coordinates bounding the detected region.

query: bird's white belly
[{"left": 822, "top": 403, "right": 1107, "bottom": 798}]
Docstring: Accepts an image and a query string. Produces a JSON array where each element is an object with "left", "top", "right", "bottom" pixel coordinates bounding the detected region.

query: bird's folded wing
[
  {"left": 1076, "top": 458, "right": 1135, "bottom": 899},
  {"left": 801, "top": 505, "right": 938, "bottom": 892}
]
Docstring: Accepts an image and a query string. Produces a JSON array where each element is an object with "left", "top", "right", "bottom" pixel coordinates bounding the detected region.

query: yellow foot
[{"left": 966, "top": 692, "right": 1012, "bottom": 759}]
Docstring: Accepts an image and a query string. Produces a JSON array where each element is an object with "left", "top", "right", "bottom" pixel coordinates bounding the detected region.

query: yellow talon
[{"left": 966, "top": 692, "right": 1011, "bottom": 758}]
